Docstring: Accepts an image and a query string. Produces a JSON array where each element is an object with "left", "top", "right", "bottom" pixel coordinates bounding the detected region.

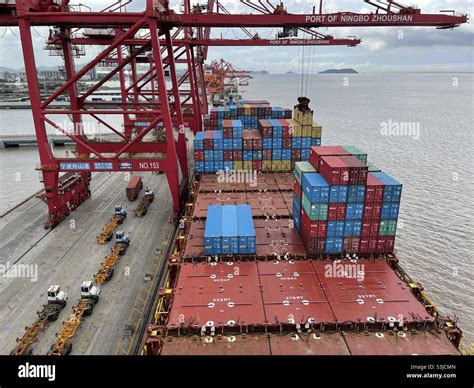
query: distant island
[
  {"left": 319, "top": 68, "right": 358, "bottom": 74},
  {"left": 249, "top": 70, "right": 269, "bottom": 74}
]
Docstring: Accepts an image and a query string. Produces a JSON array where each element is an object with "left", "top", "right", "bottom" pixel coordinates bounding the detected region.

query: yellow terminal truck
[
  {"left": 97, "top": 205, "right": 127, "bottom": 244},
  {"left": 11, "top": 285, "right": 68, "bottom": 356},
  {"left": 95, "top": 231, "right": 131, "bottom": 284},
  {"left": 135, "top": 187, "right": 155, "bottom": 217},
  {"left": 48, "top": 281, "right": 100, "bottom": 356}
]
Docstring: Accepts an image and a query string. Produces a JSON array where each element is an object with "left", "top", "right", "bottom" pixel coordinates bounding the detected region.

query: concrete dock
[{"left": 0, "top": 170, "right": 175, "bottom": 355}]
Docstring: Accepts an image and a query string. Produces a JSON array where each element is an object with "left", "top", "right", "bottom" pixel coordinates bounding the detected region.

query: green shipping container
[
  {"left": 367, "top": 162, "right": 382, "bottom": 173},
  {"left": 342, "top": 146, "right": 368, "bottom": 165},
  {"left": 379, "top": 220, "right": 389, "bottom": 236},
  {"left": 294, "top": 161, "right": 316, "bottom": 184},
  {"left": 387, "top": 220, "right": 397, "bottom": 236},
  {"left": 379, "top": 220, "right": 397, "bottom": 236},
  {"left": 302, "top": 193, "right": 328, "bottom": 221}
]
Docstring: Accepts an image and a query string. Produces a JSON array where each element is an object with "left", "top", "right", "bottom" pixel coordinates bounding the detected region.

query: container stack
[
  {"left": 204, "top": 204, "right": 256, "bottom": 255},
  {"left": 197, "top": 99, "right": 322, "bottom": 172},
  {"left": 205, "top": 100, "right": 292, "bottom": 131},
  {"left": 293, "top": 146, "right": 402, "bottom": 256},
  {"left": 359, "top": 172, "right": 401, "bottom": 255}
]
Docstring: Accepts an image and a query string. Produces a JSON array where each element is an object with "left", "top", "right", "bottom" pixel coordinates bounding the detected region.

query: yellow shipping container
[
  {"left": 281, "top": 161, "right": 291, "bottom": 171},
  {"left": 293, "top": 107, "right": 313, "bottom": 125},
  {"left": 243, "top": 161, "right": 252, "bottom": 170},
  {"left": 244, "top": 104, "right": 251, "bottom": 116},
  {"left": 287, "top": 119, "right": 302, "bottom": 137},
  {"left": 302, "top": 125, "right": 312, "bottom": 137},
  {"left": 262, "top": 161, "right": 273, "bottom": 171},
  {"left": 272, "top": 161, "right": 282, "bottom": 171},
  {"left": 311, "top": 123, "right": 322, "bottom": 138},
  {"left": 233, "top": 161, "right": 243, "bottom": 170}
]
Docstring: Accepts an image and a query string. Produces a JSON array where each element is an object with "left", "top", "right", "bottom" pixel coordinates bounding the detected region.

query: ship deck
[{"left": 147, "top": 172, "right": 462, "bottom": 356}]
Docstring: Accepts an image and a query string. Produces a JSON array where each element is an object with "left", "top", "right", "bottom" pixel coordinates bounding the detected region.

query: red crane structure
[{"left": 0, "top": 0, "right": 467, "bottom": 228}]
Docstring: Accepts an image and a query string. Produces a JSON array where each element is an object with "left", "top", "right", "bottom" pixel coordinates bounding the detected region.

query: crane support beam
[{"left": 0, "top": 12, "right": 467, "bottom": 28}]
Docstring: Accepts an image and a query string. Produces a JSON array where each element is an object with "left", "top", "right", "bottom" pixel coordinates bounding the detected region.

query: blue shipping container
[
  {"left": 371, "top": 172, "right": 402, "bottom": 203},
  {"left": 222, "top": 205, "right": 239, "bottom": 255},
  {"left": 237, "top": 205, "right": 256, "bottom": 254},
  {"left": 205, "top": 206, "right": 222, "bottom": 255},
  {"left": 302, "top": 173, "right": 330, "bottom": 203}
]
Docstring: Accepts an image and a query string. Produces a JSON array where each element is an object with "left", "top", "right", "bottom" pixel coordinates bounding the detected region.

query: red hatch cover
[
  {"left": 192, "top": 192, "right": 248, "bottom": 218},
  {"left": 160, "top": 334, "right": 271, "bottom": 355},
  {"left": 183, "top": 219, "right": 306, "bottom": 259},
  {"left": 273, "top": 173, "right": 294, "bottom": 191},
  {"left": 167, "top": 262, "right": 266, "bottom": 329},
  {"left": 343, "top": 331, "right": 460, "bottom": 355},
  {"left": 198, "top": 174, "right": 247, "bottom": 193},
  {"left": 312, "top": 259, "right": 432, "bottom": 325},
  {"left": 246, "top": 192, "right": 290, "bottom": 217},
  {"left": 269, "top": 332, "right": 350, "bottom": 355},
  {"left": 258, "top": 260, "right": 335, "bottom": 325},
  {"left": 255, "top": 223, "right": 306, "bottom": 258},
  {"left": 244, "top": 173, "right": 278, "bottom": 191}
]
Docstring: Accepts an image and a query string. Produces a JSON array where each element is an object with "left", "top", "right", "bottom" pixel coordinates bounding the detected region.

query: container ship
[
  {"left": 0, "top": 0, "right": 468, "bottom": 360},
  {"left": 143, "top": 97, "right": 463, "bottom": 356}
]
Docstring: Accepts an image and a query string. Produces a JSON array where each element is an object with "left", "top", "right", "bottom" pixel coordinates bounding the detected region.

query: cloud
[{"left": 0, "top": 0, "right": 472, "bottom": 72}]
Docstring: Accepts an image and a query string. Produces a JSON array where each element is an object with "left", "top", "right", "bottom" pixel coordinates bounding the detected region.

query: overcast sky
[{"left": 0, "top": 0, "right": 472, "bottom": 72}]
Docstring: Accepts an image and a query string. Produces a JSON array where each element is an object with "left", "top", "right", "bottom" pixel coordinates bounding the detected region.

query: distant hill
[
  {"left": 249, "top": 70, "right": 269, "bottom": 74},
  {"left": 319, "top": 68, "right": 358, "bottom": 74}
]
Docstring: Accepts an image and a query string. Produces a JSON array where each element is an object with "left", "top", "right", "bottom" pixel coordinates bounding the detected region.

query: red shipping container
[
  {"left": 372, "top": 204, "right": 382, "bottom": 219},
  {"left": 282, "top": 137, "right": 292, "bottom": 148},
  {"left": 223, "top": 150, "right": 233, "bottom": 161},
  {"left": 251, "top": 107, "right": 258, "bottom": 116},
  {"left": 243, "top": 130, "right": 253, "bottom": 150},
  {"left": 258, "top": 119, "right": 272, "bottom": 137},
  {"left": 302, "top": 235, "right": 326, "bottom": 255},
  {"left": 338, "top": 155, "right": 368, "bottom": 185},
  {"left": 252, "top": 161, "right": 262, "bottom": 171},
  {"left": 301, "top": 210, "right": 327, "bottom": 238},
  {"left": 337, "top": 204, "right": 345, "bottom": 220},
  {"left": 368, "top": 237, "right": 378, "bottom": 253},
  {"left": 309, "top": 146, "right": 349, "bottom": 171},
  {"left": 222, "top": 119, "right": 233, "bottom": 128},
  {"left": 376, "top": 237, "right": 386, "bottom": 252},
  {"left": 385, "top": 236, "right": 395, "bottom": 253},
  {"left": 293, "top": 179, "right": 302, "bottom": 200},
  {"left": 361, "top": 220, "right": 371, "bottom": 237},
  {"left": 223, "top": 128, "right": 233, "bottom": 139},
  {"left": 319, "top": 156, "right": 350, "bottom": 185},
  {"left": 365, "top": 174, "right": 384, "bottom": 204},
  {"left": 343, "top": 237, "right": 360, "bottom": 254},
  {"left": 363, "top": 204, "right": 373, "bottom": 221},
  {"left": 203, "top": 131, "right": 214, "bottom": 149},
  {"left": 250, "top": 130, "right": 263, "bottom": 149},
  {"left": 263, "top": 150, "right": 272, "bottom": 160},
  {"left": 233, "top": 150, "right": 243, "bottom": 161},
  {"left": 370, "top": 220, "right": 380, "bottom": 237},
  {"left": 328, "top": 203, "right": 345, "bottom": 221},
  {"left": 126, "top": 175, "right": 143, "bottom": 201},
  {"left": 194, "top": 150, "right": 204, "bottom": 162},
  {"left": 279, "top": 119, "right": 292, "bottom": 137},
  {"left": 292, "top": 149, "right": 301, "bottom": 161},
  {"left": 359, "top": 238, "right": 369, "bottom": 254}
]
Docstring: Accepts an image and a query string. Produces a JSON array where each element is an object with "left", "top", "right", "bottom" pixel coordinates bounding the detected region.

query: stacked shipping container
[
  {"left": 293, "top": 146, "right": 402, "bottom": 256},
  {"left": 204, "top": 204, "right": 256, "bottom": 255},
  {"left": 196, "top": 100, "right": 322, "bottom": 172}
]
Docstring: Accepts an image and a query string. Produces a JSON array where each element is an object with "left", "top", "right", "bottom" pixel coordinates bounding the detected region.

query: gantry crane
[{"left": 0, "top": 0, "right": 467, "bottom": 229}]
